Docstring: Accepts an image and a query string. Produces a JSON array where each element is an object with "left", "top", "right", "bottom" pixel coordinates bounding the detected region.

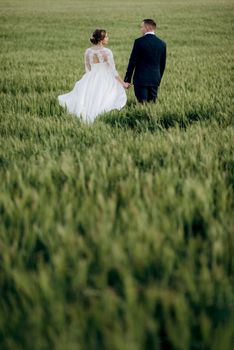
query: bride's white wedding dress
[{"left": 58, "top": 47, "right": 127, "bottom": 123}]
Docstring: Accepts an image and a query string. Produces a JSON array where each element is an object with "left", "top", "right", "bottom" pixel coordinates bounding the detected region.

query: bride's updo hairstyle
[{"left": 90, "top": 29, "right": 106, "bottom": 45}]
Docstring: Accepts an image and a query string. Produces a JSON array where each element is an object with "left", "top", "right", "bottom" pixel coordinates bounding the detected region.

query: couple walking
[{"left": 58, "top": 19, "right": 167, "bottom": 123}]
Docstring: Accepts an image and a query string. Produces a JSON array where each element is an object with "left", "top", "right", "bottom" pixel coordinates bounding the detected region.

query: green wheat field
[{"left": 0, "top": 0, "right": 234, "bottom": 349}]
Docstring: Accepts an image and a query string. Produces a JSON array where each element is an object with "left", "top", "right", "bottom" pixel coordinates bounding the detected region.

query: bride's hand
[{"left": 123, "top": 82, "right": 131, "bottom": 89}]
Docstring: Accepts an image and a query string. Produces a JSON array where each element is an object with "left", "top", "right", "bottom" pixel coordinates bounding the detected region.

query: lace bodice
[{"left": 84, "top": 47, "right": 119, "bottom": 77}]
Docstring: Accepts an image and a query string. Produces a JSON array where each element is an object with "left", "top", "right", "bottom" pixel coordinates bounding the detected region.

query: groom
[{"left": 124, "top": 19, "right": 167, "bottom": 103}]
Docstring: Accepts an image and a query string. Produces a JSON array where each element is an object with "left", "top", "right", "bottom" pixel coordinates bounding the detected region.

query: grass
[{"left": 0, "top": 0, "right": 234, "bottom": 349}]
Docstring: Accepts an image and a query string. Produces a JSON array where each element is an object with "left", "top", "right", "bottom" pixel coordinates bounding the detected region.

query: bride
[{"left": 58, "top": 29, "right": 129, "bottom": 123}]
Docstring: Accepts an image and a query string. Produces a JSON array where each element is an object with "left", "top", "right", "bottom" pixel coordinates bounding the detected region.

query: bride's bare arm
[{"left": 115, "top": 75, "right": 130, "bottom": 88}]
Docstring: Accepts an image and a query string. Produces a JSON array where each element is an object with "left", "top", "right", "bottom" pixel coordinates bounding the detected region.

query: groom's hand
[{"left": 124, "top": 82, "right": 132, "bottom": 89}]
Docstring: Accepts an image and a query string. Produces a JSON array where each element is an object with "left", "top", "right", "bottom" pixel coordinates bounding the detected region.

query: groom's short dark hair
[{"left": 143, "top": 19, "right": 156, "bottom": 29}]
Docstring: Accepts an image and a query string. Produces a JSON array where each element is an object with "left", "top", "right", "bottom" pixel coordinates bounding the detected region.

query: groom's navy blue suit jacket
[{"left": 124, "top": 34, "right": 166, "bottom": 87}]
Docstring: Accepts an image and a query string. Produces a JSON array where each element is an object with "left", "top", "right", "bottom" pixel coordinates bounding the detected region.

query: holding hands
[{"left": 123, "top": 82, "right": 132, "bottom": 89}]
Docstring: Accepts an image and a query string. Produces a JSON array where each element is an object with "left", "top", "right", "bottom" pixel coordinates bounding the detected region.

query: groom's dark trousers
[
  {"left": 124, "top": 34, "right": 166, "bottom": 103},
  {"left": 134, "top": 86, "right": 158, "bottom": 103}
]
